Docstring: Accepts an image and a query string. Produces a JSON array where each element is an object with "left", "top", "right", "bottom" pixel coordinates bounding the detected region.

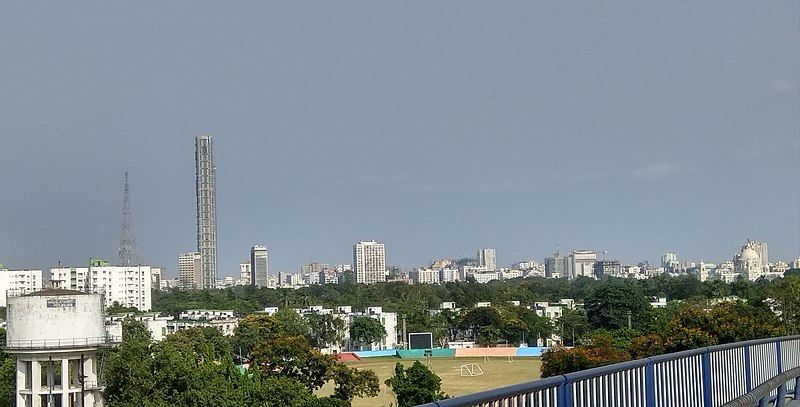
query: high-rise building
[
  {"left": 661, "top": 252, "right": 680, "bottom": 272},
  {"left": 545, "top": 251, "right": 569, "bottom": 278},
  {"left": 239, "top": 261, "right": 251, "bottom": 285},
  {"left": 195, "top": 135, "right": 217, "bottom": 289},
  {"left": 569, "top": 250, "right": 597, "bottom": 279},
  {"left": 178, "top": 252, "right": 202, "bottom": 289},
  {"left": 477, "top": 248, "right": 497, "bottom": 271},
  {"left": 353, "top": 240, "right": 386, "bottom": 284},
  {"left": 250, "top": 245, "right": 269, "bottom": 288}
]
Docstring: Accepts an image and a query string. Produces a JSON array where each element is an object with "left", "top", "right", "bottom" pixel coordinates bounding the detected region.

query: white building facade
[
  {"left": 353, "top": 240, "right": 386, "bottom": 284},
  {"left": 50, "top": 264, "right": 152, "bottom": 311},
  {"left": 0, "top": 269, "right": 43, "bottom": 307}
]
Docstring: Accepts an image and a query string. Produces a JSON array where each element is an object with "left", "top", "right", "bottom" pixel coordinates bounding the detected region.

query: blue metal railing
[{"left": 418, "top": 335, "right": 800, "bottom": 407}]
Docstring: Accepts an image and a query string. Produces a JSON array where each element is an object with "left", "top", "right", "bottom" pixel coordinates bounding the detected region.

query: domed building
[{"left": 736, "top": 246, "right": 763, "bottom": 281}]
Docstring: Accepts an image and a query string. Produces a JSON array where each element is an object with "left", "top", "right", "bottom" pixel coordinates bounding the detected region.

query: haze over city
[{"left": 1, "top": 2, "right": 798, "bottom": 278}]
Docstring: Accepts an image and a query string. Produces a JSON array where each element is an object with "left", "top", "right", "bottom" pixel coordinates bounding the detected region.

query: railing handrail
[
  {"left": 719, "top": 366, "right": 800, "bottom": 407},
  {"left": 417, "top": 334, "right": 800, "bottom": 407},
  {"left": 3, "top": 336, "right": 122, "bottom": 349}
]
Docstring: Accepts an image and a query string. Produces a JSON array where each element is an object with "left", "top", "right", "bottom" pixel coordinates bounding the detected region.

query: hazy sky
[{"left": 1, "top": 2, "right": 798, "bottom": 278}]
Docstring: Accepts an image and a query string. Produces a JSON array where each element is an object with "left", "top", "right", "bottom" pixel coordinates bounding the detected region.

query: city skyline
[{"left": 0, "top": 3, "right": 798, "bottom": 276}]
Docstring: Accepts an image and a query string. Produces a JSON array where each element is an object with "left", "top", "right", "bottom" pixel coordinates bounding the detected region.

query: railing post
[
  {"left": 744, "top": 344, "right": 752, "bottom": 392},
  {"left": 777, "top": 382, "right": 787, "bottom": 407},
  {"left": 777, "top": 340, "right": 783, "bottom": 374},
  {"left": 702, "top": 349, "right": 713, "bottom": 407},
  {"left": 794, "top": 376, "right": 800, "bottom": 400},
  {"left": 557, "top": 376, "right": 570, "bottom": 407},
  {"left": 645, "top": 360, "right": 655, "bottom": 407}
]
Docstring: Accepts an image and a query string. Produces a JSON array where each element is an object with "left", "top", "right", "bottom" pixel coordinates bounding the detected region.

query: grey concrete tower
[{"left": 195, "top": 135, "right": 217, "bottom": 289}]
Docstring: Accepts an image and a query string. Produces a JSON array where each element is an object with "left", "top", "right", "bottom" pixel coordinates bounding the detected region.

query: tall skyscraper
[
  {"left": 195, "top": 135, "right": 217, "bottom": 289},
  {"left": 250, "top": 245, "right": 269, "bottom": 287},
  {"left": 477, "top": 248, "right": 497, "bottom": 271},
  {"left": 354, "top": 240, "right": 386, "bottom": 284}
]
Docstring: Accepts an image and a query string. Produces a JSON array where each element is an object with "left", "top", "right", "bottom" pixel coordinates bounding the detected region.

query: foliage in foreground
[
  {"left": 541, "top": 300, "right": 784, "bottom": 377},
  {"left": 385, "top": 361, "right": 447, "bottom": 407},
  {"left": 104, "top": 318, "right": 378, "bottom": 406}
]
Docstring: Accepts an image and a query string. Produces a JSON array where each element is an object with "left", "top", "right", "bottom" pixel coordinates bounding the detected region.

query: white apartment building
[
  {"left": 0, "top": 269, "right": 43, "bottom": 307},
  {"left": 50, "top": 264, "right": 152, "bottom": 311},
  {"left": 354, "top": 240, "right": 386, "bottom": 284},
  {"left": 239, "top": 261, "right": 251, "bottom": 285},
  {"left": 472, "top": 272, "right": 500, "bottom": 283},
  {"left": 411, "top": 268, "right": 440, "bottom": 284},
  {"left": 439, "top": 268, "right": 462, "bottom": 283}
]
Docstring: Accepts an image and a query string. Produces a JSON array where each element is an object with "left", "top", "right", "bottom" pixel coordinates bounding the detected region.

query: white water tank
[
  {"left": 6, "top": 289, "right": 105, "bottom": 348},
  {"left": 5, "top": 289, "right": 110, "bottom": 407}
]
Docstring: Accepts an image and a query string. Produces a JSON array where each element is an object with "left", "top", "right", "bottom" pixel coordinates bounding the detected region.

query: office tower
[
  {"left": 250, "top": 245, "right": 269, "bottom": 288},
  {"left": 353, "top": 240, "right": 386, "bottom": 284},
  {"left": 178, "top": 252, "right": 202, "bottom": 289},
  {"left": 477, "top": 248, "right": 497, "bottom": 271},
  {"left": 569, "top": 250, "right": 597, "bottom": 279},
  {"left": 195, "top": 135, "right": 217, "bottom": 289}
]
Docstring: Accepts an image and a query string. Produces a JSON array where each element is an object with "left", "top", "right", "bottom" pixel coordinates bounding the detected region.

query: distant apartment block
[
  {"left": 178, "top": 252, "right": 202, "bottom": 289},
  {"left": 0, "top": 268, "right": 43, "bottom": 307},
  {"left": 50, "top": 261, "right": 152, "bottom": 311},
  {"left": 239, "top": 261, "right": 251, "bottom": 285},
  {"left": 477, "top": 248, "right": 497, "bottom": 271},
  {"left": 354, "top": 240, "right": 386, "bottom": 284}
]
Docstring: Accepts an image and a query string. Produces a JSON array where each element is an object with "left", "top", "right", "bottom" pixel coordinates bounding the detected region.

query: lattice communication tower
[{"left": 118, "top": 171, "right": 139, "bottom": 265}]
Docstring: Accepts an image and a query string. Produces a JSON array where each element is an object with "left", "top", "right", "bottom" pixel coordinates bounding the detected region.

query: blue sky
[{"left": 1, "top": 2, "right": 798, "bottom": 277}]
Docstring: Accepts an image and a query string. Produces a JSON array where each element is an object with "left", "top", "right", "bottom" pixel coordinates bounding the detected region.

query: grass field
[{"left": 318, "top": 356, "right": 542, "bottom": 407}]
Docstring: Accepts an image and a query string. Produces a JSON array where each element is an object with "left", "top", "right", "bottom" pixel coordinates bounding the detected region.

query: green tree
[
  {"left": 555, "top": 308, "right": 590, "bottom": 346},
  {"left": 104, "top": 319, "right": 157, "bottom": 406},
  {"left": 305, "top": 313, "right": 345, "bottom": 349},
  {"left": 349, "top": 317, "right": 386, "bottom": 350},
  {"left": 231, "top": 314, "right": 284, "bottom": 360},
  {"left": 540, "top": 334, "right": 631, "bottom": 377},
  {"left": 250, "top": 336, "right": 335, "bottom": 390},
  {"left": 585, "top": 281, "right": 651, "bottom": 330},
  {"left": 770, "top": 275, "right": 800, "bottom": 334},
  {"left": 458, "top": 307, "right": 503, "bottom": 342},
  {"left": 385, "top": 361, "right": 447, "bottom": 407},
  {"left": 0, "top": 328, "right": 14, "bottom": 407},
  {"left": 274, "top": 308, "right": 310, "bottom": 337},
  {"left": 329, "top": 364, "right": 380, "bottom": 402}
]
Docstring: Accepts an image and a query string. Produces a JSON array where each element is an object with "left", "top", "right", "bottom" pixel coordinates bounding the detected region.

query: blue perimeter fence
[{"left": 418, "top": 335, "right": 800, "bottom": 407}]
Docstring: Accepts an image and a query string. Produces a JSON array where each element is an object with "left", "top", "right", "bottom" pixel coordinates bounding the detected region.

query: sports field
[{"left": 319, "top": 356, "right": 542, "bottom": 407}]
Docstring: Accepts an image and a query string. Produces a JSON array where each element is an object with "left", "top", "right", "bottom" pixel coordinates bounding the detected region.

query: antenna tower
[{"left": 118, "top": 172, "right": 139, "bottom": 266}]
